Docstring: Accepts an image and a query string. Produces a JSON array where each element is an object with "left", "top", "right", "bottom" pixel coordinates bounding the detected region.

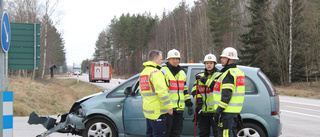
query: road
[
  {"left": 14, "top": 74, "right": 320, "bottom": 137},
  {"left": 279, "top": 95, "right": 320, "bottom": 137}
]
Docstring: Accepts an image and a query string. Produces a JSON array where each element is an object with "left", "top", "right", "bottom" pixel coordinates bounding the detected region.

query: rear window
[
  {"left": 244, "top": 76, "right": 257, "bottom": 94},
  {"left": 258, "top": 70, "right": 276, "bottom": 96}
]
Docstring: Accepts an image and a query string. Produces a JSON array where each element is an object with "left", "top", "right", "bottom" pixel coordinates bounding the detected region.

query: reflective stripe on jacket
[
  {"left": 213, "top": 68, "right": 245, "bottom": 113},
  {"left": 191, "top": 72, "right": 221, "bottom": 113},
  {"left": 161, "top": 67, "right": 189, "bottom": 111},
  {"left": 140, "top": 61, "right": 173, "bottom": 120}
]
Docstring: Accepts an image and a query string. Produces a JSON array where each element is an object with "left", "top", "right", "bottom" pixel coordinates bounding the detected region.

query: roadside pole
[
  {"left": 1, "top": 0, "right": 13, "bottom": 136},
  {"left": 0, "top": 0, "right": 4, "bottom": 136}
]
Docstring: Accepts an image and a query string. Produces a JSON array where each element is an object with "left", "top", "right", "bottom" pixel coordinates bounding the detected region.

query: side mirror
[{"left": 124, "top": 87, "right": 132, "bottom": 96}]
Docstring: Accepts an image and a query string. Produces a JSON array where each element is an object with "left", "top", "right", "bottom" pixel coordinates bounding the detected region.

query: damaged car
[{"left": 28, "top": 63, "right": 282, "bottom": 137}]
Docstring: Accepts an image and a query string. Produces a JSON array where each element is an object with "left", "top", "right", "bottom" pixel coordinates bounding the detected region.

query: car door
[
  {"left": 181, "top": 66, "right": 204, "bottom": 135},
  {"left": 123, "top": 78, "right": 146, "bottom": 136}
]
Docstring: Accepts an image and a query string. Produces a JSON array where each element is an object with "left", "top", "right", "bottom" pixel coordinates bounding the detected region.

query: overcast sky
[{"left": 57, "top": 0, "right": 195, "bottom": 66}]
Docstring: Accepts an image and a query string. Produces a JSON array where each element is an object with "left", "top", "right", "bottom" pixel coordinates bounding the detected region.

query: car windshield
[{"left": 108, "top": 76, "right": 138, "bottom": 98}]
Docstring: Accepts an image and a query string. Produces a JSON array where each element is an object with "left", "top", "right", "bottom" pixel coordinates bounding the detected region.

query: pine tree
[
  {"left": 239, "top": 0, "right": 269, "bottom": 69},
  {"left": 207, "top": 0, "right": 240, "bottom": 54}
]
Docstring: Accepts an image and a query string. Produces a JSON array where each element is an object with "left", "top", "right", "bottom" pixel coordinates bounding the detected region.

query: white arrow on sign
[{"left": 4, "top": 22, "right": 8, "bottom": 42}]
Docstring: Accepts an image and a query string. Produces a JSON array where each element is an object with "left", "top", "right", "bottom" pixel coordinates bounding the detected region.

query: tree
[
  {"left": 239, "top": 0, "right": 270, "bottom": 71},
  {"left": 207, "top": 0, "right": 240, "bottom": 54},
  {"left": 265, "top": 0, "right": 306, "bottom": 84},
  {"left": 5, "top": 0, "right": 65, "bottom": 79}
]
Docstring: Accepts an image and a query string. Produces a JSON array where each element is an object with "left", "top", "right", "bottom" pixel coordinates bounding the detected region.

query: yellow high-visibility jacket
[
  {"left": 213, "top": 68, "right": 245, "bottom": 113},
  {"left": 161, "top": 67, "right": 191, "bottom": 111},
  {"left": 139, "top": 61, "right": 173, "bottom": 120},
  {"left": 191, "top": 71, "right": 221, "bottom": 113}
]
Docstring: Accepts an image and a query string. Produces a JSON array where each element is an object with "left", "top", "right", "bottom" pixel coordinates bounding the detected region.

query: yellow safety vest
[
  {"left": 139, "top": 61, "right": 173, "bottom": 120},
  {"left": 191, "top": 72, "right": 221, "bottom": 113},
  {"left": 213, "top": 68, "right": 245, "bottom": 113},
  {"left": 161, "top": 67, "right": 190, "bottom": 111}
]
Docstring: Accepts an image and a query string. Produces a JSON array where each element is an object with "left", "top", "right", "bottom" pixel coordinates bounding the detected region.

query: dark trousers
[
  {"left": 198, "top": 113, "right": 218, "bottom": 137},
  {"left": 217, "top": 113, "right": 238, "bottom": 137},
  {"left": 166, "top": 111, "right": 183, "bottom": 137},
  {"left": 146, "top": 114, "right": 167, "bottom": 137}
]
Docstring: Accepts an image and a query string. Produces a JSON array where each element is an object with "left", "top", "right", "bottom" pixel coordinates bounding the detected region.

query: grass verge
[
  {"left": 9, "top": 77, "right": 103, "bottom": 116},
  {"left": 276, "top": 82, "right": 320, "bottom": 99}
]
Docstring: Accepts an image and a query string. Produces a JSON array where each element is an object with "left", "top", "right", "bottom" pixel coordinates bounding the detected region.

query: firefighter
[
  {"left": 192, "top": 53, "right": 221, "bottom": 137},
  {"left": 213, "top": 47, "right": 245, "bottom": 137},
  {"left": 161, "top": 49, "right": 193, "bottom": 137},
  {"left": 139, "top": 50, "right": 173, "bottom": 137}
]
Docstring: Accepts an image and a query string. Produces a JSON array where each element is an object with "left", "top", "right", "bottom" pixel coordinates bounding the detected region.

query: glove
[
  {"left": 196, "top": 98, "right": 203, "bottom": 114},
  {"left": 195, "top": 74, "right": 202, "bottom": 80},
  {"left": 187, "top": 106, "right": 194, "bottom": 116},
  {"left": 185, "top": 99, "right": 193, "bottom": 107},
  {"left": 200, "top": 76, "right": 208, "bottom": 84},
  {"left": 213, "top": 107, "right": 225, "bottom": 123},
  {"left": 213, "top": 113, "right": 221, "bottom": 123}
]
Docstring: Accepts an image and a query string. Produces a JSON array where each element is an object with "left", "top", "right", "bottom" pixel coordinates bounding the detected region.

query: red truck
[{"left": 88, "top": 61, "right": 111, "bottom": 83}]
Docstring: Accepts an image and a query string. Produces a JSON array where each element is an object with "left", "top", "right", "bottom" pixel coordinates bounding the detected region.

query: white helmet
[
  {"left": 220, "top": 47, "right": 239, "bottom": 60},
  {"left": 166, "top": 49, "right": 181, "bottom": 60},
  {"left": 204, "top": 53, "right": 217, "bottom": 64}
]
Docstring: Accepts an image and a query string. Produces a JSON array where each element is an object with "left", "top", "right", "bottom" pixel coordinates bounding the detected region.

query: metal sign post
[
  {"left": 0, "top": 1, "right": 4, "bottom": 136},
  {"left": 0, "top": 0, "right": 12, "bottom": 136}
]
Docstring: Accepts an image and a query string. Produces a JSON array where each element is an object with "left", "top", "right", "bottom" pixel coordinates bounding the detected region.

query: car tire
[
  {"left": 237, "top": 122, "right": 266, "bottom": 137},
  {"left": 82, "top": 118, "right": 117, "bottom": 137}
]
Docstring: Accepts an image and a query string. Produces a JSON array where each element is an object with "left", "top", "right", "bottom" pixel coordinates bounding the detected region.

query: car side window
[
  {"left": 245, "top": 76, "right": 257, "bottom": 94},
  {"left": 107, "top": 77, "right": 138, "bottom": 98}
]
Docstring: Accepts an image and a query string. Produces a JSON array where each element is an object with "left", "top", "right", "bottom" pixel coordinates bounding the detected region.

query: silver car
[{"left": 29, "top": 63, "right": 282, "bottom": 137}]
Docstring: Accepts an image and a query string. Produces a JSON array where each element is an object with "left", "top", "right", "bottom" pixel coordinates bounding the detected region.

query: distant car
[
  {"left": 73, "top": 68, "right": 82, "bottom": 75},
  {"left": 29, "top": 63, "right": 282, "bottom": 137}
]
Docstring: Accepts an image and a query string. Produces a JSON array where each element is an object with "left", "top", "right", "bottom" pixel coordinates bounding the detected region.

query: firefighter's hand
[
  {"left": 195, "top": 74, "right": 202, "bottom": 80},
  {"left": 200, "top": 76, "right": 208, "bottom": 84},
  {"left": 187, "top": 106, "right": 194, "bottom": 116},
  {"left": 168, "top": 109, "right": 173, "bottom": 115},
  {"left": 213, "top": 113, "right": 221, "bottom": 122},
  {"left": 196, "top": 98, "right": 203, "bottom": 114}
]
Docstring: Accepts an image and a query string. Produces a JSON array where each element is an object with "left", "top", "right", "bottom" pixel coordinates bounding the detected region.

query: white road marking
[
  {"left": 281, "top": 109, "right": 320, "bottom": 118},
  {"left": 284, "top": 105, "right": 320, "bottom": 112},
  {"left": 280, "top": 100, "right": 320, "bottom": 107}
]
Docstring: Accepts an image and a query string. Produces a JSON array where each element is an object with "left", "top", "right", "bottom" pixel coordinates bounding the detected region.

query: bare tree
[{"left": 40, "top": 0, "right": 62, "bottom": 78}]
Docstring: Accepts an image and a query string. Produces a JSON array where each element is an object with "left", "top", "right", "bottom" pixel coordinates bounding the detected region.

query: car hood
[{"left": 75, "top": 91, "right": 109, "bottom": 103}]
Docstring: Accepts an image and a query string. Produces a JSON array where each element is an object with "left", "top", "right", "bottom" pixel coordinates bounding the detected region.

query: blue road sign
[{"left": 1, "top": 12, "right": 10, "bottom": 52}]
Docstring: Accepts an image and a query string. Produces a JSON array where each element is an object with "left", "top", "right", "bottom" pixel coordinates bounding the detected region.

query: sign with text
[{"left": 9, "top": 23, "right": 40, "bottom": 70}]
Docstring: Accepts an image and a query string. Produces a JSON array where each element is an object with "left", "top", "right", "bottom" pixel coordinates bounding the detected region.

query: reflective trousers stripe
[{"left": 223, "top": 129, "right": 229, "bottom": 137}]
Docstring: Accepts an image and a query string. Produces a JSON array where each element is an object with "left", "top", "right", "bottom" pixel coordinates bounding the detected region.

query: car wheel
[
  {"left": 237, "top": 122, "right": 266, "bottom": 137},
  {"left": 82, "top": 118, "right": 117, "bottom": 137}
]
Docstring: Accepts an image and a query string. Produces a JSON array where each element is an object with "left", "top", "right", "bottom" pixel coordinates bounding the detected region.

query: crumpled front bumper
[{"left": 28, "top": 111, "right": 85, "bottom": 137}]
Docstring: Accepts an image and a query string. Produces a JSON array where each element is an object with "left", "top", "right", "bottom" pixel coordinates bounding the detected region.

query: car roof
[{"left": 179, "top": 63, "right": 260, "bottom": 72}]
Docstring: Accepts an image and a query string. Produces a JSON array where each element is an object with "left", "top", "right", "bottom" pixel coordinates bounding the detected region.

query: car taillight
[{"left": 271, "top": 111, "right": 278, "bottom": 115}]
